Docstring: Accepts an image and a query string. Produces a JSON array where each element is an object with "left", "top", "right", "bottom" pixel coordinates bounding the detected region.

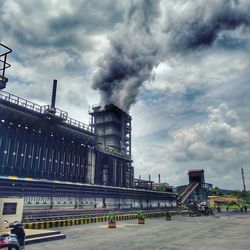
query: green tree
[{"left": 208, "top": 186, "right": 222, "bottom": 196}]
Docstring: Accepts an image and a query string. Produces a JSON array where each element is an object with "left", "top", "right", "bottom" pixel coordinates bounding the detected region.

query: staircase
[{"left": 25, "top": 230, "right": 66, "bottom": 245}]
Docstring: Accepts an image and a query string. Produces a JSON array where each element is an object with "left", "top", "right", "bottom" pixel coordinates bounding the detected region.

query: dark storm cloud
[
  {"left": 1, "top": 0, "right": 124, "bottom": 49},
  {"left": 0, "top": 0, "right": 127, "bottom": 115},
  {"left": 92, "top": 0, "right": 250, "bottom": 111},
  {"left": 49, "top": 1, "right": 123, "bottom": 34},
  {"left": 165, "top": 0, "right": 250, "bottom": 51}
]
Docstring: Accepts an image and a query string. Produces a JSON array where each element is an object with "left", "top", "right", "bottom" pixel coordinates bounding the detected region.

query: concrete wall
[
  {"left": 23, "top": 195, "right": 175, "bottom": 210},
  {"left": 0, "top": 197, "right": 24, "bottom": 232}
]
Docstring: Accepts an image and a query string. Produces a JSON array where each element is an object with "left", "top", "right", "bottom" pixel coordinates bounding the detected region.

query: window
[{"left": 2, "top": 202, "right": 17, "bottom": 215}]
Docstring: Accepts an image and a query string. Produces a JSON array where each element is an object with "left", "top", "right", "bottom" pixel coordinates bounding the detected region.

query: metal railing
[
  {"left": 0, "top": 90, "right": 92, "bottom": 133},
  {"left": 100, "top": 145, "right": 131, "bottom": 160},
  {"left": 0, "top": 90, "right": 43, "bottom": 113},
  {"left": 41, "top": 105, "right": 68, "bottom": 120},
  {"left": 65, "top": 117, "right": 92, "bottom": 132}
]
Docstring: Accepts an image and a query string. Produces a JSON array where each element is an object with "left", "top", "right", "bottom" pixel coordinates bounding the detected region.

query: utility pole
[{"left": 241, "top": 168, "right": 246, "bottom": 192}]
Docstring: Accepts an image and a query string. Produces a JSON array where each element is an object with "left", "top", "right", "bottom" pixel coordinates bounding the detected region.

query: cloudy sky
[{"left": 1, "top": 0, "right": 250, "bottom": 189}]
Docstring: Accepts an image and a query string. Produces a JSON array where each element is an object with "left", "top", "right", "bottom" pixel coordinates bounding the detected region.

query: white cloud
[
  {"left": 148, "top": 49, "right": 250, "bottom": 95},
  {"left": 168, "top": 104, "right": 249, "bottom": 161},
  {"left": 132, "top": 103, "right": 250, "bottom": 189}
]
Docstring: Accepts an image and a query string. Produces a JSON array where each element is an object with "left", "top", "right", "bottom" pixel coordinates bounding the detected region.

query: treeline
[{"left": 208, "top": 187, "right": 250, "bottom": 203}]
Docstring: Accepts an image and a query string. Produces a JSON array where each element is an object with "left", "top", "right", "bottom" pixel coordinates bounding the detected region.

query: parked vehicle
[
  {"left": 188, "top": 201, "right": 214, "bottom": 216},
  {"left": 0, "top": 220, "right": 25, "bottom": 250},
  {"left": 197, "top": 202, "right": 214, "bottom": 216}
]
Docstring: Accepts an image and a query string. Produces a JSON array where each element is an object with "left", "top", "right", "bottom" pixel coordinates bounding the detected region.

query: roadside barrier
[{"left": 23, "top": 210, "right": 190, "bottom": 229}]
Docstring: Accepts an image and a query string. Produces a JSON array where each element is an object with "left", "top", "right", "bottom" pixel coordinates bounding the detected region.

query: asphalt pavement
[{"left": 25, "top": 211, "right": 250, "bottom": 250}]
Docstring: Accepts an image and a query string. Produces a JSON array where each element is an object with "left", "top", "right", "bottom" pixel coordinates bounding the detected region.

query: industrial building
[
  {"left": 0, "top": 43, "right": 176, "bottom": 210},
  {"left": 0, "top": 93, "right": 134, "bottom": 186},
  {"left": 89, "top": 104, "right": 133, "bottom": 187}
]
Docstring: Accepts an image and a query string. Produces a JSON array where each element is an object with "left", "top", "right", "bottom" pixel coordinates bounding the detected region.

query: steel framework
[
  {"left": 0, "top": 90, "right": 134, "bottom": 187},
  {"left": 0, "top": 43, "right": 12, "bottom": 89}
]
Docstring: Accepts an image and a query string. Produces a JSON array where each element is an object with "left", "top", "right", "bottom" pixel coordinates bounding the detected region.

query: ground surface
[{"left": 25, "top": 211, "right": 250, "bottom": 250}]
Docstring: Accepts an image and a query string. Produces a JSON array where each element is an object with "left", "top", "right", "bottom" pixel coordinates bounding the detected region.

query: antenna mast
[{"left": 241, "top": 168, "right": 246, "bottom": 192}]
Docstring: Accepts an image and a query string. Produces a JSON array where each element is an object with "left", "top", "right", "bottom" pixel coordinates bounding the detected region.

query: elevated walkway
[{"left": 178, "top": 182, "right": 199, "bottom": 204}]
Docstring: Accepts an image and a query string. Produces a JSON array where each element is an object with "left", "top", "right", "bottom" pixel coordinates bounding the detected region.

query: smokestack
[
  {"left": 51, "top": 79, "right": 57, "bottom": 109},
  {"left": 149, "top": 174, "right": 152, "bottom": 190},
  {"left": 158, "top": 174, "right": 161, "bottom": 183}
]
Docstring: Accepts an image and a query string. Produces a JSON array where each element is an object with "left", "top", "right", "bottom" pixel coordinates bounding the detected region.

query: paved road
[{"left": 26, "top": 212, "right": 250, "bottom": 250}]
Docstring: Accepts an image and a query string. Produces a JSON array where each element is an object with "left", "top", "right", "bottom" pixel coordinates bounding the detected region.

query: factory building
[
  {"left": 0, "top": 91, "right": 133, "bottom": 188},
  {"left": 0, "top": 43, "right": 176, "bottom": 210}
]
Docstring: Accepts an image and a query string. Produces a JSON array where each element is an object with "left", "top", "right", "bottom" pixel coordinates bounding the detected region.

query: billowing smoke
[
  {"left": 164, "top": 0, "right": 250, "bottom": 52},
  {"left": 92, "top": 0, "right": 250, "bottom": 111},
  {"left": 92, "top": 0, "right": 161, "bottom": 111}
]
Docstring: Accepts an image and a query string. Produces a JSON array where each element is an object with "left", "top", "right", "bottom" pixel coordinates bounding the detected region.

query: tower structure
[
  {"left": 89, "top": 104, "right": 133, "bottom": 187},
  {"left": 89, "top": 104, "right": 132, "bottom": 158},
  {"left": 0, "top": 43, "right": 12, "bottom": 89}
]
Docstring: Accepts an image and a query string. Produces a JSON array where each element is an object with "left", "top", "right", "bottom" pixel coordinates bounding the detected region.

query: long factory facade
[{"left": 0, "top": 91, "right": 133, "bottom": 187}]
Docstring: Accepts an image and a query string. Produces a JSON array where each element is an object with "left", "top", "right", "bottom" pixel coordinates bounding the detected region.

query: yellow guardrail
[{"left": 23, "top": 210, "right": 190, "bottom": 229}]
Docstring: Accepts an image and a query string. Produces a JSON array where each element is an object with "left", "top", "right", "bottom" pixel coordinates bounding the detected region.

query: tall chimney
[
  {"left": 51, "top": 79, "right": 57, "bottom": 109},
  {"left": 149, "top": 174, "right": 152, "bottom": 190},
  {"left": 158, "top": 174, "right": 161, "bottom": 183}
]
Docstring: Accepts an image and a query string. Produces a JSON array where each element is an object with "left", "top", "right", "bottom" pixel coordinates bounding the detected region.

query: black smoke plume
[
  {"left": 165, "top": 0, "right": 250, "bottom": 51},
  {"left": 92, "top": 0, "right": 250, "bottom": 111}
]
